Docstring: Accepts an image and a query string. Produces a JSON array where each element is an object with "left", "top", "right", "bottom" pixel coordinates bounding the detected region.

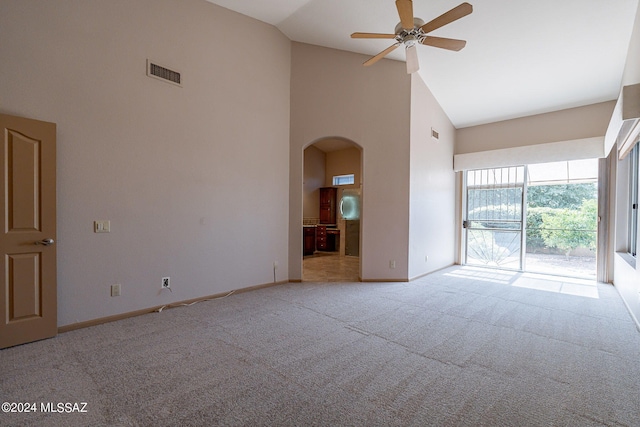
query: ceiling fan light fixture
[
  {"left": 352, "top": 2, "right": 472, "bottom": 71},
  {"left": 403, "top": 35, "right": 417, "bottom": 47}
]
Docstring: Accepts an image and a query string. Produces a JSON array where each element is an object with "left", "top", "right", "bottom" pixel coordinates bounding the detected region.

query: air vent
[
  {"left": 146, "top": 59, "right": 182, "bottom": 87},
  {"left": 431, "top": 127, "right": 440, "bottom": 141}
]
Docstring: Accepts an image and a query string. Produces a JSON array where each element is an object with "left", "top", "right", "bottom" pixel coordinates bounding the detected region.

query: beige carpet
[{"left": 2, "top": 266, "right": 639, "bottom": 426}]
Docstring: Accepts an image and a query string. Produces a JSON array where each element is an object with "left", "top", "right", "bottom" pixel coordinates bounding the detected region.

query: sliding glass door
[
  {"left": 463, "top": 160, "right": 599, "bottom": 278},
  {"left": 464, "top": 166, "right": 525, "bottom": 270}
]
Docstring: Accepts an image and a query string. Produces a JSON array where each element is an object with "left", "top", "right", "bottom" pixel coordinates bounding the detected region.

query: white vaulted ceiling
[{"left": 207, "top": 0, "right": 639, "bottom": 128}]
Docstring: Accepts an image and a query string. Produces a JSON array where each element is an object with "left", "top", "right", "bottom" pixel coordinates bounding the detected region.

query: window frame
[
  {"left": 332, "top": 174, "right": 355, "bottom": 186},
  {"left": 629, "top": 143, "right": 639, "bottom": 258}
]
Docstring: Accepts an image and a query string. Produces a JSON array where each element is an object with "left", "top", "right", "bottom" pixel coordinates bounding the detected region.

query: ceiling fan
[{"left": 351, "top": 1, "right": 472, "bottom": 74}]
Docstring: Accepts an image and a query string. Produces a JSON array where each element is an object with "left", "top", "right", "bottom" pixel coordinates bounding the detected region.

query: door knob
[{"left": 35, "top": 238, "right": 55, "bottom": 246}]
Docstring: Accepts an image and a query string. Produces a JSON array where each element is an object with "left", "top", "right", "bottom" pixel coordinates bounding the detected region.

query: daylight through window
[{"left": 333, "top": 174, "right": 355, "bottom": 186}]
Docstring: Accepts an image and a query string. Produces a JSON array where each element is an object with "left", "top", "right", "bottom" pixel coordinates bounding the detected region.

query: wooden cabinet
[
  {"left": 319, "top": 187, "right": 337, "bottom": 224},
  {"left": 303, "top": 227, "right": 316, "bottom": 256},
  {"left": 316, "top": 226, "right": 327, "bottom": 251},
  {"left": 316, "top": 225, "right": 339, "bottom": 252},
  {"left": 317, "top": 188, "right": 339, "bottom": 251}
]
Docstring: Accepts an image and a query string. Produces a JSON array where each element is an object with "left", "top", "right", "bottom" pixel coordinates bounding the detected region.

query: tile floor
[{"left": 303, "top": 253, "right": 360, "bottom": 282}]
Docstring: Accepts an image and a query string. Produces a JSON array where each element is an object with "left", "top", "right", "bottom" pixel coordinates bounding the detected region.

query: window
[
  {"left": 333, "top": 174, "right": 355, "bottom": 186},
  {"left": 629, "top": 144, "right": 639, "bottom": 257}
]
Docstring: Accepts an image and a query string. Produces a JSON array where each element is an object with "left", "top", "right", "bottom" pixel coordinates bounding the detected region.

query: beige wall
[
  {"left": 0, "top": 0, "right": 291, "bottom": 327},
  {"left": 325, "top": 147, "right": 362, "bottom": 189},
  {"left": 613, "top": 1, "right": 640, "bottom": 328},
  {"left": 455, "top": 101, "right": 615, "bottom": 155},
  {"left": 289, "top": 42, "right": 411, "bottom": 281},
  {"left": 303, "top": 145, "right": 325, "bottom": 219},
  {"left": 408, "top": 74, "right": 457, "bottom": 279}
]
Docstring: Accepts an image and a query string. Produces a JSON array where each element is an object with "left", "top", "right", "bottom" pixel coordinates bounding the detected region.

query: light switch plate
[
  {"left": 111, "top": 284, "right": 121, "bottom": 297},
  {"left": 94, "top": 220, "right": 110, "bottom": 233}
]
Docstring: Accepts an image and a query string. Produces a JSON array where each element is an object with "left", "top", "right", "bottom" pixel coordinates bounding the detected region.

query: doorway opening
[
  {"left": 302, "top": 138, "right": 362, "bottom": 282},
  {"left": 463, "top": 159, "right": 599, "bottom": 279}
]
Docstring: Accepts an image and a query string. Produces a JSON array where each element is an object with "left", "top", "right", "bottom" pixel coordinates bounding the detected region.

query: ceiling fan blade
[
  {"left": 396, "top": 0, "right": 414, "bottom": 30},
  {"left": 420, "top": 2, "right": 473, "bottom": 34},
  {"left": 363, "top": 43, "right": 401, "bottom": 67},
  {"left": 351, "top": 32, "right": 397, "bottom": 39},
  {"left": 420, "top": 36, "right": 467, "bottom": 51},
  {"left": 405, "top": 45, "right": 419, "bottom": 74}
]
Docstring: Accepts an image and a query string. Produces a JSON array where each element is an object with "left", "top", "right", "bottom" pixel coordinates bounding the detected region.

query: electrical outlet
[
  {"left": 94, "top": 220, "right": 110, "bottom": 233},
  {"left": 425, "top": 255, "right": 429, "bottom": 262},
  {"left": 273, "top": 261, "right": 278, "bottom": 269},
  {"left": 389, "top": 260, "right": 396, "bottom": 269},
  {"left": 110, "top": 284, "right": 121, "bottom": 297},
  {"left": 162, "top": 277, "right": 170, "bottom": 289}
]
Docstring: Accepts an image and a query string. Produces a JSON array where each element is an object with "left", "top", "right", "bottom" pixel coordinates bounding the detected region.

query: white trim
[
  {"left": 605, "top": 83, "right": 640, "bottom": 157},
  {"left": 613, "top": 253, "right": 640, "bottom": 332},
  {"left": 618, "top": 120, "right": 640, "bottom": 160},
  {"left": 454, "top": 137, "right": 604, "bottom": 172}
]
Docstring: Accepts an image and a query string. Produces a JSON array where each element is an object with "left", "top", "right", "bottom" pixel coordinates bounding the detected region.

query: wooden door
[{"left": 0, "top": 113, "right": 57, "bottom": 349}]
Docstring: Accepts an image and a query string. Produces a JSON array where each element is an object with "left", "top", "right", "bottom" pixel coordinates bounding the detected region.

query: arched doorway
[{"left": 302, "top": 137, "right": 363, "bottom": 282}]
